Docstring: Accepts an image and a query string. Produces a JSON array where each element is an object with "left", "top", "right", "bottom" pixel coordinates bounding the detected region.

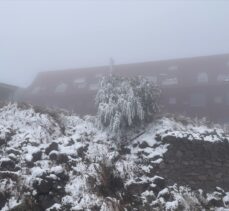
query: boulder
[
  {"left": 49, "top": 152, "right": 69, "bottom": 164},
  {"left": 207, "top": 197, "right": 223, "bottom": 208},
  {"left": 32, "top": 150, "right": 42, "bottom": 162},
  {"left": 57, "top": 153, "right": 69, "bottom": 164},
  {"left": 0, "top": 192, "right": 8, "bottom": 209},
  {"left": 0, "top": 138, "right": 5, "bottom": 146},
  {"left": 45, "top": 142, "right": 59, "bottom": 155},
  {"left": 152, "top": 176, "right": 166, "bottom": 195},
  {"left": 139, "top": 141, "right": 150, "bottom": 149},
  {"left": 0, "top": 159, "right": 15, "bottom": 171},
  {"left": 33, "top": 178, "right": 52, "bottom": 194}
]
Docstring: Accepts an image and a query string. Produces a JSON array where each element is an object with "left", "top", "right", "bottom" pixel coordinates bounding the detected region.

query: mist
[{"left": 1, "top": 0, "right": 229, "bottom": 87}]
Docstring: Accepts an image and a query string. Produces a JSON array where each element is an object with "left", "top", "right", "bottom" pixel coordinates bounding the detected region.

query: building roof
[
  {"left": 29, "top": 53, "right": 229, "bottom": 89},
  {"left": 0, "top": 82, "right": 18, "bottom": 91}
]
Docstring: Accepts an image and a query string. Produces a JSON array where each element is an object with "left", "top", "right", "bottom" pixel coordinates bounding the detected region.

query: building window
[
  {"left": 217, "top": 74, "right": 229, "bottom": 82},
  {"left": 168, "top": 65, "right": 178, "bottom": 71},
  {"left": 169, "top": 97, "right": 176, "bottom": 105},
  {"left": 214, "top": 96, "right": 222, "bottom": 104},
  {"left": 89, "top": 83, "right": 99, "bottom": 91},
  {"left": 197, "top": 72, "right": 208, "bottom": 83},
  {"left": 190, "top": 93, "right": 206, "bottom": 107},
  {"left": 162, "top": 77, "right": 178, "bottom": 86},
  {"left": 77, "top": 83, "right": 86, "bottom": 89},
  {"left": 146, "top": 76, "right": 157, "bottom": 83},
  {"left": 74, "top": 78, "right": 86, "bottom": 88},
  {"left": 55, "top": 83, "right": 67, "bottom": 93},
  {"left": 74, "top": 78, "right": 85, "bottom": 84}
]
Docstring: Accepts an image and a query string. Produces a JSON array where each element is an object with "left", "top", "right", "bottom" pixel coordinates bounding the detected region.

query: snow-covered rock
[{"left": 0, "top": 103, "right": 229, "bottom": 211}]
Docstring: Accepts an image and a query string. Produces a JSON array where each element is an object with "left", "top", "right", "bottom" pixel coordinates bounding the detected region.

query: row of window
[
  {"left": 163, "top": 62, "right": 229, "bottom": 72},
  {"left": 168, "top": 94, "right": 227, "bottom": 107},
  {"left": 31, "top": 81, "right": 99, "bottom": 94},
  {"left": 146, "top": 72, "right": 229, "bottom": 85},
  {"left": 31, "top": 68, "right": 229, "bottom": 94}
]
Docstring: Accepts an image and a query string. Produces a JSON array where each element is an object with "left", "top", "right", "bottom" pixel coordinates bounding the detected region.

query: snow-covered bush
[{"left": 95, "top": 75, "right": 161, "bottom": 135}]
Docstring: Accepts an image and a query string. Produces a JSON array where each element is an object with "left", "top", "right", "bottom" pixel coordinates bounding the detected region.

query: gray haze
[{"left": 1, "top": 0, "right": 229, "bottom": 87}]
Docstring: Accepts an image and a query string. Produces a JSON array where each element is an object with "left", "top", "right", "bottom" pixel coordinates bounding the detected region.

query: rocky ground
[{"left": 0, "top": 103, "right": 229, "bottom": 211}]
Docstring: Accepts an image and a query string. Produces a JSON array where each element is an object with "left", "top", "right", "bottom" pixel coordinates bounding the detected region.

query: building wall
[
  {"left": 0, "top": 87, "right": 15, "bottom": 101},
  {"left": 21, "top": 54, "right": 229, "bottom": 121}
]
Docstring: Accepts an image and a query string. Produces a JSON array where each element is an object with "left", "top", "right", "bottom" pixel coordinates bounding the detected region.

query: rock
[
  {"left": 207, "top": 197, "right": 223, "bottom": 207},
  {"left": 77, "top": 144, "right": 89, "bottom": 159},
  {"left": 49, "top": 152, "right": 69, "bottom": 164},
  {"left": 0, "top": 159, "right": 15, "bottom": 171},
  {"left": 33, "top": 178, "right": 52, "bottom": 194},
  {"left": 157, "top": 188, "right": 170, "bottom": 201},
  {"left": 0, "top": 192, "right": 8, "bottom": 209},
  {"left": 139, "top": 141, "right": 150, "bottom": 149},
  {"left": 215, "top": 187, "right": 225, "bottom": 194},
  {"left": 152, "top": 176, "right": 166, "bottom": 195},
  {"left": 38, "top": 194, "right": 56, "bottom": 210},
  {"left": 6, "top": 148, "right": 20, "bottom": 156},
  {"left": 57, "top": 153, "right": 69, "bottom": 164},
  {"left": 0, "top": 171, "right": 19, "bottom": 181},
  {"left": 49, "top": 151, "right": 59, "bottom": 161},
  {"left": 132, "top": 143, "right": 138, "bottom": 148},
  {"left": 32, "top": 150, "right": 42, "bottom": 162},
  {"left": 30, "top": 142, "right": 40, "bottom": 147},
  {"left": 32, "top": 170, "right": 69, "bottom": 210},
  {"left": 0, "top": 138, "right": 5, "bottom": 146},
  {"left": 126, "top": 181, "right": 151, "bottom": 194},
  {"left": 10, "top": 197, "right": 40, "bottom": 211},
  {"left": 119, "top": 147, "right": 131, "bottom": 155},
  {"left": 8, "top": 153, "right": 18, "bottom": 161},
  {"left": 153, "top": 176, "right": 165, "bottom": 189},
  {"left": 66, "top": 139, "right": 75, "bottom": 146},
  {"left": 26, "top": 161, "right": 35, "bottom": 168},
  {"left": 45, "top": 142, "right": 59, "bottom": 155}
]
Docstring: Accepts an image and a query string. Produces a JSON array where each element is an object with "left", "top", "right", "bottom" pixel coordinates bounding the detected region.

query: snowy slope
[{"left": 0, "top": 103, "right": 229, "bottom": 211}]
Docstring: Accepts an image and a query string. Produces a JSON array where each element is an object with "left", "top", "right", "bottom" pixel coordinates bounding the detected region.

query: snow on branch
[{"left": 95, "top": 75, "right": 161, "bottom": 135}]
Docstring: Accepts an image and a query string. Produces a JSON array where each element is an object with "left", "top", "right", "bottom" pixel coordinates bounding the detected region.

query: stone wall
[{"left": 157, "top": 137, "right": 229, "bottom": 191}]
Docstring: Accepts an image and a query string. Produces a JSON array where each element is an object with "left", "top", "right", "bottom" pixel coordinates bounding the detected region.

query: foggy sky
[{"left": 1, "top": 1, "right": 229, "bottom": 87}]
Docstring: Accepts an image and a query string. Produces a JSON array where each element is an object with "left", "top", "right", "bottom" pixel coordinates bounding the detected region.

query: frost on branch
[{"left": 95, "top": 75, "right": 161, "bottom": 134}]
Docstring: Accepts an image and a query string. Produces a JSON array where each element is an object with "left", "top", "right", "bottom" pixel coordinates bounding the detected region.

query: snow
[
  {"left": 0, "top": 103, "right": 229, "bottom": 210},
  {"left": 46, "top": 203, "right": 61, "bottom": 211},
  {"left": 50, "top": 166, "right": 64, "bottom": 174},
  {"left": 155, "top": 117, "right": 228, "bottom": 143},
  {"left": 1, "top": 197, "right": 21, "bottom": 211},
  {"left": 165, "top": 200, "right": 179, "bottom": 210}
]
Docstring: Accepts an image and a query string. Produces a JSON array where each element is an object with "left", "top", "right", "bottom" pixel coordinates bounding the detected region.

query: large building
[
  {"left": 0, "top": 82, "right": 18, "bottom": 102},
  {"left": 21, "top": 53, "right": 229, "bottom": 122}
]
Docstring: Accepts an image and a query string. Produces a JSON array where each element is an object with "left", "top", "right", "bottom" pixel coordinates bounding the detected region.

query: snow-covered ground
[{"left": 0, "top": 103, "right": 229, "bottom": 211}]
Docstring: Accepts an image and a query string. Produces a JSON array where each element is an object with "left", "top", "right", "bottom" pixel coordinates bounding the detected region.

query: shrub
[{"left": 95, "top": 75, "right": 160, "bottom": 135}]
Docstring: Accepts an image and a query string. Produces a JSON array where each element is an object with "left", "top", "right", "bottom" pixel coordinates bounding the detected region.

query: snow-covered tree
[{"left": 95, "top": 75, "right": 161, "bottom": 135}]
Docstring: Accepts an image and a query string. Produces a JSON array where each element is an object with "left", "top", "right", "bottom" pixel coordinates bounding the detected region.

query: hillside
[{"left": 0, "top": 103, "right": 229, "bottom": 211}]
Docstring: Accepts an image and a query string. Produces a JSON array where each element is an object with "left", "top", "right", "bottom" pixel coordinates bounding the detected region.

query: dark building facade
[
  {"left": 21, "top": 54, "right": 229, "bottom": 122},
  {"left": 0, "top": 83, "right": 18, "bottom": 102}
]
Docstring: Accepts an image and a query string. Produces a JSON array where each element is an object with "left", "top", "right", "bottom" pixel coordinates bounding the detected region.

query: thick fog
[{"left": 1, "top": 0, "right": 229, "bottom": 87}]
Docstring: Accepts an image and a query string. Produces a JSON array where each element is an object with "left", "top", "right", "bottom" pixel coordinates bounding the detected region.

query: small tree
[{"left": 95, "top": 75, "right": 161, "bottom": 135}]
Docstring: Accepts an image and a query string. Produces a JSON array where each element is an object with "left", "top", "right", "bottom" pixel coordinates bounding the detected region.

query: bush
[
  {"left": 91, "top": 159, "right": 124, "bottom": 198},
  {"left": 95, "top": 75, "right": 160, "bottom": 135}
]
